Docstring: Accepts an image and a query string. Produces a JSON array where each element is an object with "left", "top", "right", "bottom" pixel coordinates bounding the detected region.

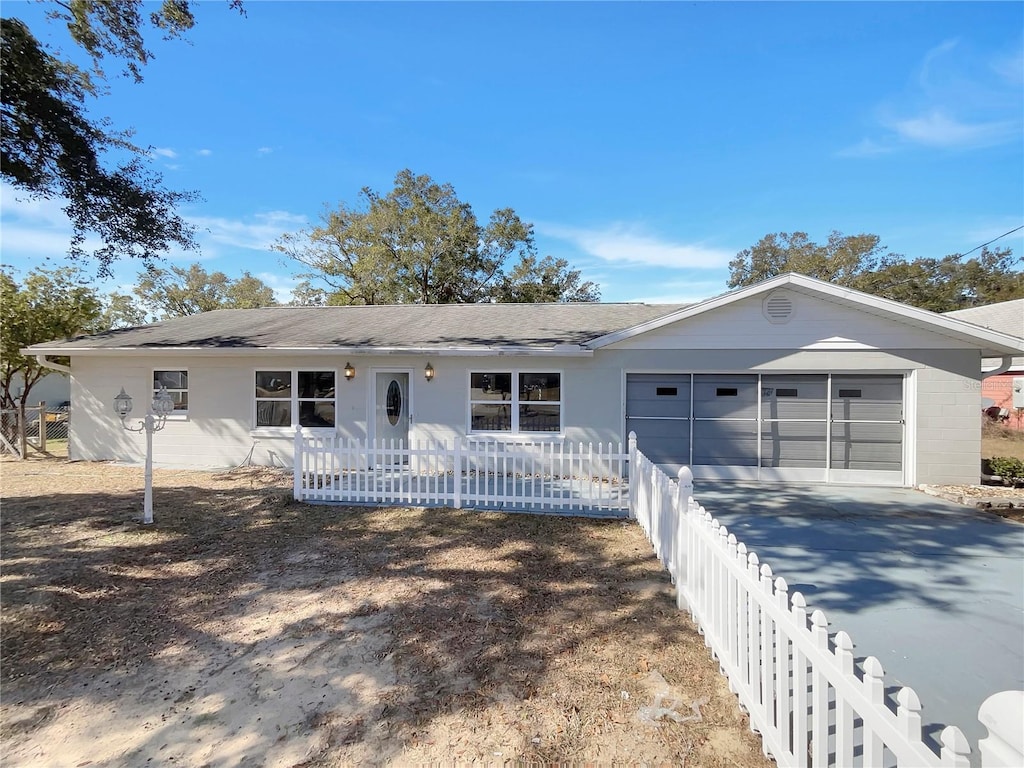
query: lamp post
[{"left": 114, "top": 386, "right": 174, "bottom": 524}]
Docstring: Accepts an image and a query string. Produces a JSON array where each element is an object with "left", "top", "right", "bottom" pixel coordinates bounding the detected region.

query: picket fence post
[
  {"left": 293, "top": 427, "right": 302, "bottom": 500},
  {"left": 978, "top": 690, "right": 1024, "bottom": 767},
  {"left": 453, "top": 438, "right": 463, "bottom": 509}
]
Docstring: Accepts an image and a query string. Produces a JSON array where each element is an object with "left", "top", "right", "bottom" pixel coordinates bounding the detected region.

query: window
[
  {"left": 154, "top": 370, "right": 188, "bottom": 414},
  {"left": 470, "top": 371, "right": 561, "bottom": 433},
  {"left": 255, "top": 370, "right": 335, "bottom": 428}
]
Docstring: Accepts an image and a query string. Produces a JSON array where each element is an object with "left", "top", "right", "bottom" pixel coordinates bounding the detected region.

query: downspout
[
  {"left": 35, "top": 354, "right": 71, "bottom": 374},
  {"left": 981, "top": 355, "right": 1014, "bottom": 380}
]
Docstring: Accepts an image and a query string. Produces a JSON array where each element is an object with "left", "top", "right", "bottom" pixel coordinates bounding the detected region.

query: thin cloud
[
  {"left": 626, "top": 279, "right": 730, "bottom": 305},
  {"left": 837, "top": 138, "right": 894, "bottom": 158},
  {"left": 196, "top": 149, "right": 213, "bottom": 157},
  {"left": 151, "top": 147, "right": 177, "bottom": 159},
  {"left": 842, "top": 38, "right": 1023, "bottom": 155},
  {"left": 192, "top": 211, "right": 308, "bottom": 251},
  {"left": 887, "top": 110, "right": 1017, "bottom": 149},
  {"left": 541, "top": 223, "right": 733, "bottom": 269},
  {"left": 257, "top": 147, "right": 273, "bottom": 155}
]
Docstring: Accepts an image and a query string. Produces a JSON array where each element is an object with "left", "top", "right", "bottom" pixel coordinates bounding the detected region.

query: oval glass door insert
[{"left": 386, "top": 379, "right": 403, "bottom": 426}]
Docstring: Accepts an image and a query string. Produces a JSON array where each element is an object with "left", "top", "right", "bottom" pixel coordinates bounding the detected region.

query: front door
[{"left": 374, "top": 372, "right": 410, "bottom": 458}]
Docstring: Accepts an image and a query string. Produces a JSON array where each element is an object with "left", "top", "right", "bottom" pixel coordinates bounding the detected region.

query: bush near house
[{"left": 988, "top": 457, "right": 1024, "bottom": 485}]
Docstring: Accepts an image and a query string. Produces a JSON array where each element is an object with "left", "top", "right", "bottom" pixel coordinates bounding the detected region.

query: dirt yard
[
  {"left": 0, "top": 457, "right": 772, "bottom": 767},
  {"left": 983, "top": 422, "right": 1024, "bottom": 462}
]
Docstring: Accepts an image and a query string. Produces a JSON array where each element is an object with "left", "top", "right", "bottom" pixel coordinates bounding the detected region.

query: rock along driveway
[{"left": 694, "top": 483, "right": 1024, "bottom": 764}]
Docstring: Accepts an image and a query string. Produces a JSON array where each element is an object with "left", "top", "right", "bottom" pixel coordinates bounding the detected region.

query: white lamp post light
[{"left": 114, "top": 386, "right": 174, "bottom": 524}]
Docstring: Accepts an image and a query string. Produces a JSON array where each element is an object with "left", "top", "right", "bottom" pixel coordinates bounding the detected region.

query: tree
[
  {"left": 132, "top": 263, "right": 278, "bottom": 318},
  {"left": 494, "top": 255, "right": 600, "bottom": 303},
  {"left": 276, "top": 169, "right": 601, "bottom": 304},
  {"left": 0, "top": 268, "right": 102, "bottom": 421},
  {"left": 728, "top": 231, "right": 889, "bottom": 289},
  {"left": 97, "top": 291, "right": 150, "bottom": 329},
  {"left": 1, "top": 2, "right": 241, "bottom": 277},
  {"left": 729, "top": 230, "right": 1023, "bottom": 311}
]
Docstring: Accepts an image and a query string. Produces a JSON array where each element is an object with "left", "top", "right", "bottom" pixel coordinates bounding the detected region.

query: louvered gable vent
[{"left": 762, "top": 291, "right": 795, "bottom": 324}]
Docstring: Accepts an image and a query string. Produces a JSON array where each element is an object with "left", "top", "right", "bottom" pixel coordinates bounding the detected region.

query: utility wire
[{"left": 954, "top": 225, "right": 1023, "bottom": 260}]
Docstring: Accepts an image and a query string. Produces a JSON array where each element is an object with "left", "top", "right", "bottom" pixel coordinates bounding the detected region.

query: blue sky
[{"left": 2, "top": 1, "right": 1022, "bottom": 304}]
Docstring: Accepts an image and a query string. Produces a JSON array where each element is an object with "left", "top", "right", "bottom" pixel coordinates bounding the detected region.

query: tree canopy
[
  {"left": 0, "top": 267, "right": 102, "bottom": 411},
  {"left": 729, "top": 230, "right": 1023, "bottom": 312},
  {"left": 130, "top": 264, "right": 278, "bottom": 319},
  {"left": 1, "top": 2, "right": 241, "bottom": 277},
  {"left": 276, "top": 170, "right": 600, "bottom": 305}
]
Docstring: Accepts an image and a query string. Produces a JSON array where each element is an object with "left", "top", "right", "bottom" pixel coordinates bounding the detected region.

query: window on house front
[
  {"left": 255, "top": 370, "right": 335, "bottom": 428},
  {"left": 154, "top": 370, "right": 188, "bottom": 414},
  {"left": 469, "top": 371, "right": 561, "bottom": 433}
]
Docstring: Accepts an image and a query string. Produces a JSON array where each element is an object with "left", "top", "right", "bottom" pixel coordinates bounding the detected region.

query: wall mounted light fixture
[
  {"left": 344, "top": 362, "right": 355, "bottom": 381},
  {"left": 424, "top": 363, "right": 435, "bottom": 382}
]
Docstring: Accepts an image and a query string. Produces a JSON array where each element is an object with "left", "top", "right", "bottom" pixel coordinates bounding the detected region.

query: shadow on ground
[{"left": 1, "top": 461, "right": 769, "bottom": 766}]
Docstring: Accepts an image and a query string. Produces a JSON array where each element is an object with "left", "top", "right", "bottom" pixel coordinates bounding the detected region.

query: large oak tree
[
  {"left": 1, "top": 1, "right": 241, "bottom": 276},
  {"left": 277, "top": 170, "right": 599, "bottom": 305}
]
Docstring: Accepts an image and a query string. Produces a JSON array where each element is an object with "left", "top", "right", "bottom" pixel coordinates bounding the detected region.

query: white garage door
[{"left": 626, "top": 373, "right": 904, "bottom": 485}]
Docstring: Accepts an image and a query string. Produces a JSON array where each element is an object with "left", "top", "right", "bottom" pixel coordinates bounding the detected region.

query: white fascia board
[
  {"left": 585, "top": 272, "right": 1024, "bottom": 355},
  {"left": 21, "top": 344, "right": 593, "bottom": 358}
]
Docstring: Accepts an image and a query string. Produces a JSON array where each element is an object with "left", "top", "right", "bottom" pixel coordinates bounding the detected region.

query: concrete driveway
[{"left": 694, "top": 483, "right": 1024, "bottom": 764}]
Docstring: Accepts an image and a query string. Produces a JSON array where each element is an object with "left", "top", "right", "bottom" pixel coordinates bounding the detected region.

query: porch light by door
[
  {"left": 424, "top": 363, "right": 435, "bottom": 382},
  {"left": 344, "top": 362, "right": 355, "bottom": 381}
]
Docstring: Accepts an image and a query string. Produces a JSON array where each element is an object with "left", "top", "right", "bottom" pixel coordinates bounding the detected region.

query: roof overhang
[
  {"left": 22, "top": 344, "right": 594, "bottom": 358},
  {"left": 586, "top": 273, "right": 1024, "bottom": 357}
]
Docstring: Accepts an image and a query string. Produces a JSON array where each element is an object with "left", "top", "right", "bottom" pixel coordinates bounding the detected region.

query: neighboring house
[
  {"left": 946, "top": 298, "right": 1024, "bottom": 431},
  {"left": 9, "top": 371, "right": 71, "bottom": 408},
  {"left": 25, "top": 274, "right": 1024, "bottom": 487}
]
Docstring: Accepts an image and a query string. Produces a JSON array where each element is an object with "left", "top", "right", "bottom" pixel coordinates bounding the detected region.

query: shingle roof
[
  {"left": 946, "top": 298, "right": 1024, "bottom": 369},
  {"left": 32, "top": 303, "right": 688, "bottom": 351},
  {"left": 945, "top": 299, "right": 1024, "bottom": 339}
]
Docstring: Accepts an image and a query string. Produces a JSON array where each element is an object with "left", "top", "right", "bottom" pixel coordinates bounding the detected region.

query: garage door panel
[
  {"left": 761, "top": 421, "right": 828, "bottom": 468},
  {"left": 693, "top": 420, "right": 758, "bottom": 466},
  {"left": 761, "top": 375, "right": 827, "bottom": 420},
  {"left": 693, "top": 375, "right": 758, "bottom": 419},
  {"left": 831, "top": 375, "right": 903, "bottom": 421},
  {"left": 626, "top": 374, "right": 691, "bottom": 418},
  {"left": 831, "top": 422, "right": 903, "bottom": 471},
  {"left": 627, "top": 418, "right": 691, "bottom": 459}
]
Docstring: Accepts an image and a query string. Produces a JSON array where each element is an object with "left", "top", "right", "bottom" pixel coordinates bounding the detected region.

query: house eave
[{"left": 21, "top": 344, "right": 594, "bottom": 358}]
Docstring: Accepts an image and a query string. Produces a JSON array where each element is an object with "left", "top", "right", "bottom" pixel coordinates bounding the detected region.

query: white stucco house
[{"left": 25, "top": 273, "right": 1024, "bottom": 487}]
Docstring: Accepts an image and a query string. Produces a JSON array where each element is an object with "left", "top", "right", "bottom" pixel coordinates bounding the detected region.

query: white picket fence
[
  {"left": 627, "top": 433, "right": 1022, "bottom": 768},
  {"left": 294, "top": 433, "right": 629, "bottom": 514}
]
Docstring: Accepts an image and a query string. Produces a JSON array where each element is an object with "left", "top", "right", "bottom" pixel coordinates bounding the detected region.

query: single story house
[
  {"left": 26, "top": 273, "right": 1024, "bottom": 487},
  {"left": 945, "top": 298, "right": 1024, "bottom": 431}
]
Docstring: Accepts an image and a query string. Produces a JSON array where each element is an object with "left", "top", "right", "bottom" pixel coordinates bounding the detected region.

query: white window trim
[
  {"left": 153, "top": 368, "right": 189, "bottom": 420},
  {"left": 467, "top": 369, "right": 563, "bottom": 436},
  {"left": 251, "top": 367, "right": 337, "bottom": 434}
]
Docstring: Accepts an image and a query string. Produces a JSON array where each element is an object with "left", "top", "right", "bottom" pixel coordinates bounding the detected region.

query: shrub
[{"left": 988, "top": 456, "right": 1024, "bottom": 483}]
